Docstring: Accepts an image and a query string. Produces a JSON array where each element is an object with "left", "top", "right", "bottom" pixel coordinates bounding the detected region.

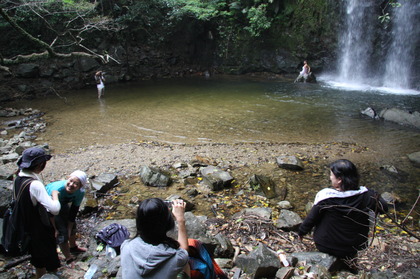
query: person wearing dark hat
[{"left": 15, "top": 147, "right": 61, "bottom": 278}]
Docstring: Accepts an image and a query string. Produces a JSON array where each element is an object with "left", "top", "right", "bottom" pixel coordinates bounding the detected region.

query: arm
[
  {"left": 30, "top": 181, "right": 61, "bottom": 215},
  {"left": 298, "top": 204, "right": 322, "bottom": 237},
  {"left": 171, "top": 199, "right": 188, "bottom": 251}
]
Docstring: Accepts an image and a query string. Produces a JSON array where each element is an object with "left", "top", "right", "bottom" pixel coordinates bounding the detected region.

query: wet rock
[
  {"left": 380, "top": 165, "right": 408, "bottom": 182},
  {"left": 361, "top": 107, "right": 379, "bottom": 119},
  {"left": 276, "top": 156, "right": 304, "bottom": 171},
  {"left": 234, "top": 243, "right": 281, "bottom": 278},
  {"left": 200, "top": 166, "right": 233, "bottom": 191},
  {"left": 139, "top": 165, "right": 171, "bottom": 187},
  {"left": 90, "top": 173, "right": 119, "bottom": 193},
  {"left": 407, "top": 151, "right": 420, "bottom": 167},
  {"left": 276, "top": 209, "right": 302, "bottom": 231},
  {"left": 249, "top": 174, "right": 278, "bottom": 199},
  {"left": 294, "top": 72, "right": 317, "bottom": 83},
  {"left": 379, "top": 108, "right": 420, "bottom": 129}
]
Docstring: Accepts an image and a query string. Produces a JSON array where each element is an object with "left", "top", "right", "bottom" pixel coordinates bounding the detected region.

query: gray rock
[
  {"left": 276, "top": 209, "right": 303, "bottom": 231},
  {"left": 291, "top": 252, "right": 336, "bottom": 272},
  {"left": 200, "top": 166, "right": 233, "bottom": 191},
  {"left": 16, "top": 63, "right": 40, "bottom": 78},
  {"left": 407, "top": 151, "right": 420, "bottom": 167},
  {"left": 90, "top": 173, "right": 119, "bottom": 193},
  {"left": 305, "top": 202, "right": 314, "bottom": 214},
  {"left": 381, "top": 192, "right": 399, "bottom": 204},
  {"left": 276, "top": 156, "right": 304, "bottom": 171},
  {"left": 277, "top": 200, "right": 293, "bottom": 210},
  {"left": 234, "top": 207, "right": 272, "bottom": 220},
  {"left": 379, "top": 108, "right": 420, "bottom": 129},
  {"left": 275, "top": 267, "right": 295, "bottom": 279},
  {"left": 361, "top": 107, "right": 379, "bottom": 119},
  {"left": 235, "top": 243, "right": 281, "bottom": 278},
  {"left": 0, "top": 152, "right": 19, "bottom": 164},
  {"left": 249, "top": 174, "right": 278, "bottom": 199},
  {"left": 139, "top": 166, "right": 171, "bottom": 187}
]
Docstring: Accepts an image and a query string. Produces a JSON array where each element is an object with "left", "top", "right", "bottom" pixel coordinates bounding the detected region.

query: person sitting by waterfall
[
  {"left": 294, "top": 60, "right": 313, "bottom": 83},
  {"left": 95, "top": 71, "right": 105, "bottom": 98},
  {"left": 298, "top": 159, "right": 388, "bottom": 273}
]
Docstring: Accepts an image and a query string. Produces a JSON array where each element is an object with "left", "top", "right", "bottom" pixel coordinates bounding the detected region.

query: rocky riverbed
[{"left": 1, "top": 107, "right": 419, "bottom": 279}]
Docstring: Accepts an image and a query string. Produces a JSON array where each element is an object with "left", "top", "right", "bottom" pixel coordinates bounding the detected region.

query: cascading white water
[
  {"left": 337, "top": 0, "right": 376, "bottom": 84},
  {"left": 383, "top": 1, "right": 420, "bottom": 89},
  {"left": 334, "top": 0, "right": 419, "bottom": 91}
]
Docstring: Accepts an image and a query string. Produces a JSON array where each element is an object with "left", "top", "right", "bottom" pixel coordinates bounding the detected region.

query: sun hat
[
  {"left": 69, "top": 170, "right": 88, "bottom": 188},
  {"left": 17, "top": 147, "right": 52, "bottom": 169}
]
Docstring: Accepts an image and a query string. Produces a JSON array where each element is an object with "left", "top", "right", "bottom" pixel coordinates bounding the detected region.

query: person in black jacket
[{"left": 298, "top": 159, "right": 388, "bottom": 271}]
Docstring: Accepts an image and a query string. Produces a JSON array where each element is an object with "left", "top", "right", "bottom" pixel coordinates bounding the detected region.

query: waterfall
[
  {"left": 334, "top": 0, "right": 420, "bottom": 91},
  {"left": 383, "top": 1, "right": 420, "bottom": 89},
  {"left": 337, "top": 0, "right": 377, "bottom": 84}
]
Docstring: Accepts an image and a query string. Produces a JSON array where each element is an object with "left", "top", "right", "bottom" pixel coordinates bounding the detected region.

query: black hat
[{"left": 17, "top": 147, "right": 52, "bottom": 169}]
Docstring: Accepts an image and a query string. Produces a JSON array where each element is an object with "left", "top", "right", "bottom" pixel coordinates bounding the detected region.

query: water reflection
[{"left": 9, "top": 76, "right": 420, "bottom": 156}]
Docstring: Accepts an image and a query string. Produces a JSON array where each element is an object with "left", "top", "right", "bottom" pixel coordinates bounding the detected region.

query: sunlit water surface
[{"left": 13, "top": 76, "right": 419, "bottom": 157}]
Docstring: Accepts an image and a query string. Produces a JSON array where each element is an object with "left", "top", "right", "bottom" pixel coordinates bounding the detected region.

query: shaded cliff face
[{"left": 0, "top": 0, "right": 343, "bottom": 100}]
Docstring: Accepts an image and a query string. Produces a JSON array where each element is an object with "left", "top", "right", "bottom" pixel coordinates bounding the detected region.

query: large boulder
[
  {"left": 200, "top": 166, "right": 233, "bottom": 191},
  {"left": 139, "top": 166, "right": 171, "bottom": 187},
  {"left": 90, "top": 173, "right": 119, "bottom": 193},
  {"left": 276, "top": 209, "right": 303, "bottom": 231},
  {"left": 379, "top": 108, "right": 420, "bottom": 129},
  {"left": 234, "top": 243, "right": 281, "bottom": 278},
  {"left": 276, "top": 156, "right": 304, "bottom": 171}
]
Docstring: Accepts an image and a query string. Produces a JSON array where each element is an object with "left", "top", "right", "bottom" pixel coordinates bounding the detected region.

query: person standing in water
[{"left": 95, "top": 71, "right": 105, "bottom": 98}]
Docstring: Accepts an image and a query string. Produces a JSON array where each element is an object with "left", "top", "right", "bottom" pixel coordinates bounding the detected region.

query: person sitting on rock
[
  {"left": 46, "top": 170, "right": 88, "bottom": 265},
  {"left": 298, "top": 159, "right": 388, "bottom": 273},
  {"left": 121, "top": 198, "right": 190, "bottom": 279},
  {"left": 294, "top": 60, "right": 313, "bottom": 83}
]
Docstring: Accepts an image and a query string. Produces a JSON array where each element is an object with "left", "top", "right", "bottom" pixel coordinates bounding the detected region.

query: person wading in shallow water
[
  {"left": 298, "top": 159, "right": 388, "bottom": 273},
  {"left": 95, "top": 71, "right": 105, "bottom": 98}
]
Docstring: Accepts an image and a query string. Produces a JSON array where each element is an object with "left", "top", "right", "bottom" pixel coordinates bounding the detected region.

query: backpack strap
[{"left": 13, "top": 178, "right": 34, "bottom": 202}]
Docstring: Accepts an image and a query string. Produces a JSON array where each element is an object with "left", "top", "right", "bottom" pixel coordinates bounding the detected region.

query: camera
[{"left": 164, "top": 200, "right": 173, "bottom": 209}]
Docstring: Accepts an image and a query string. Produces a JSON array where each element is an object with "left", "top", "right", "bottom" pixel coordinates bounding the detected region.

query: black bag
[
  {"left": 1, "top": 179, "right": 33, "bottom": 256},
  {"left": 95, "top": 223, "right": 130, "bottom": 249}
]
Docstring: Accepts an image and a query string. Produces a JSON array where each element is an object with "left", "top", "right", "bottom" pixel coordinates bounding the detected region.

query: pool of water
[{"left": 12, "top": 76, "right": 419, "bottom": 156}]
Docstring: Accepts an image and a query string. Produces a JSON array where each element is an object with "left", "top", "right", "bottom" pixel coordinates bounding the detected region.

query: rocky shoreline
[{"left": 1, "top": 107, "right": 420, "bottom": 279}]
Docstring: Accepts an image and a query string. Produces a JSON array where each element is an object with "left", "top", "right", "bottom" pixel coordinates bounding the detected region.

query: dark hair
[
  {"left": 136, "top": 198, "right": 179, "bottom": 249},
  {"left": 329, "top": 159, "right": 360, "bottom": 191}
]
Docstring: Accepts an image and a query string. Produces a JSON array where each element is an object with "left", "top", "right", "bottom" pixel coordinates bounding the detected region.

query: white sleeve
[{"left": 29, "top": 180, "right": 61, "bottom": 215}]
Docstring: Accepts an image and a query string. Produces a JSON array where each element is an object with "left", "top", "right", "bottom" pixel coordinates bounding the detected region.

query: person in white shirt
[{"left": 15, "top": 147, "right": 61, "bottom": 278}]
